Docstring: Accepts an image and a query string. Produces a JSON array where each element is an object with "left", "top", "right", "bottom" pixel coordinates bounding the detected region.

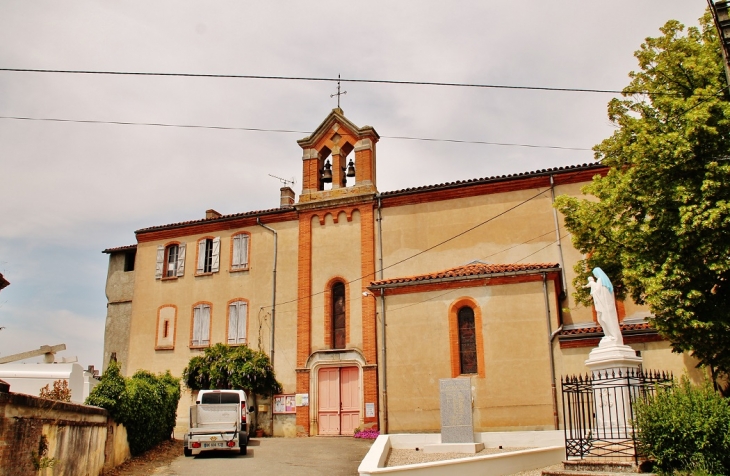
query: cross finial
[{"left": 330, "top": 74, "right": 347, "bottom": 108}]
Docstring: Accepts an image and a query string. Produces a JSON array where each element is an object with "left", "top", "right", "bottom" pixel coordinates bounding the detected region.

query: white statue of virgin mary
[{"left": 584, "top": 267, "right": 623, "bottom": 347}]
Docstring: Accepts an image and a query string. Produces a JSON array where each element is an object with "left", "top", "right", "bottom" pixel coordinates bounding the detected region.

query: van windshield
[{"left": 201, "top": 392, "right": 240, "bottom": 404}]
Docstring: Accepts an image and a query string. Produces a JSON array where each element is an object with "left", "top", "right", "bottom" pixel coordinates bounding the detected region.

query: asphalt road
[{"left": 153, "top": 437, "right": 375, "bottom": 476}]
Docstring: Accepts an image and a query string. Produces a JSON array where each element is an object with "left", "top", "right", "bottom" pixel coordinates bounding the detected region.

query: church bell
[
  {"left": 321, "top": 160, "right": 333, "bottom": 183},
  {"left": 346, "top": 159, "right": 356, "bottom": 178}
]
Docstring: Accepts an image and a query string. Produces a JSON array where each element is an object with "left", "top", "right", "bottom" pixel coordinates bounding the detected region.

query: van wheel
[{"left": 240, "top": 445, "right": 247, "bottom": 456}]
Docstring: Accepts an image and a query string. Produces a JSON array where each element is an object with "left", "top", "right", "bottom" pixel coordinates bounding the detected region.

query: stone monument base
[
  {"left": 585, "top": 344, "right": 642, "bottom": 373},
  {"left": 422, "top": 442, "right": 485, "bottom": 454}
]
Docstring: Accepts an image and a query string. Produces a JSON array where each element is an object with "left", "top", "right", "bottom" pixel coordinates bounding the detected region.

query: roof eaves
[{"left": 369, "top": 266, "right": 561, "bottom": 290}]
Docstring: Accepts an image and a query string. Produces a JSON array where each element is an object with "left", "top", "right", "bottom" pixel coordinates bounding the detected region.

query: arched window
[
  {"left": 458, "top": 306, "right": 477, "bottom": 374},
  {"left": 155, "top": 242, "right": 186, "bottom": 279},
  {"left": 332, "top": 282, "right": 346, "bottom": 349}
]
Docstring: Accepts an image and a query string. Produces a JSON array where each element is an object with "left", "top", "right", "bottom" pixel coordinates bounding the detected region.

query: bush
[
  {"left": 86, "top": 362, "right": 181, "bottom": 455},
  {"left": 634, "top": 377, "right": 730, "bottom": 474}
]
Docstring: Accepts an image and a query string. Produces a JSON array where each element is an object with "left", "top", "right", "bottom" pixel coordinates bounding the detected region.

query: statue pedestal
[{"left": 585, "top": 345, "right": 643, "bottom": 439}]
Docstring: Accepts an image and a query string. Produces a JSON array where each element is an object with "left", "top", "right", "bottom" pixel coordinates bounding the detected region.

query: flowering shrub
[{"left": 354, "top": 428, "right": 380, "bottom": 439}]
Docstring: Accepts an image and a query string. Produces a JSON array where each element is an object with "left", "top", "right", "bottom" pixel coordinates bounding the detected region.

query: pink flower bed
[{"left": 354, "top": 429, "right": 380, "bottom": 439}]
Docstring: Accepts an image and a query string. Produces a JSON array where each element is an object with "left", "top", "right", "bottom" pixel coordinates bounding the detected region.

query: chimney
[
  {"left": 280, "top": 187, "right": 295, "bottom": 208},
  {"left": 206, "top": 209, "right": 222, "bottom": 219}
]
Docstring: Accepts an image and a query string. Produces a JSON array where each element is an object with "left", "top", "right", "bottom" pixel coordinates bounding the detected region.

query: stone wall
[{"left": 0, "top": 385, "right": 130, "bottom": 476}]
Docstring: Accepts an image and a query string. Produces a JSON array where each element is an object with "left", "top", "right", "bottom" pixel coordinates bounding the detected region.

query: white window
[
  {"left": 197, "top": 237, "right": 220, "bottom": 274},
  {"left": 227, "top": 301, "right": 248, "bottom": 345},
  {"left": 192, "top": 303, "right": 211, "bottom": 347},
  {"left": 155, "top": 243, "right": 186, "bottom": 279},
  {"left": 231, "top": 233, "right": 250, "bottom": 271}
]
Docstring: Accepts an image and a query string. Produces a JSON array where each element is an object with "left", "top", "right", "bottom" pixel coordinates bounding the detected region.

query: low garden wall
[{"left": 0, "top": 382, "right": 130, "bottom": 476}]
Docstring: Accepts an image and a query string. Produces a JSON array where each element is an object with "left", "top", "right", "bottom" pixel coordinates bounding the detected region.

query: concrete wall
[
  {"left": 104, "top": 251, "right": 135, "bottom": 374},
  {"left": 0, "top": 387, "right": 130, "bottom": 476}
]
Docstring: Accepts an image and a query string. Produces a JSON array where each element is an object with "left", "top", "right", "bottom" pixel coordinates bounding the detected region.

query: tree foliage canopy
[
  {"left": 555, "top": 11, "right": 730, "bottom": 378},
  {"left": 182, "top": 343, "right": 282, "bottom": 395}
]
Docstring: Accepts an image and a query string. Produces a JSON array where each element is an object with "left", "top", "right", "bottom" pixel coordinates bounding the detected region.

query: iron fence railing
[{"left": 561, "top": 369, "right": 673, "bottom": 463}]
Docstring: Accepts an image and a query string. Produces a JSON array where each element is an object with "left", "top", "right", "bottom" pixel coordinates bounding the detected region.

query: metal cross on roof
[{"left": 330, "top": 74, "right": 347, "bottom": 108}]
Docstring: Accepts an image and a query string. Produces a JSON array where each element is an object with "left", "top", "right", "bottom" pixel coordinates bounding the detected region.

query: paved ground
[{"left": 152, "top": 437, "right": 374, "bottom": 476}]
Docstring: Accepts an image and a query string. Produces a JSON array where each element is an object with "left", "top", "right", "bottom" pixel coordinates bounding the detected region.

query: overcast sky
[{"left": 0, "top": 1, "right": 708, "bottom": 371}]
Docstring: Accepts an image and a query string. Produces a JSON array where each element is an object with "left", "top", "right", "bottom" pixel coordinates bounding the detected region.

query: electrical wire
[
  {"left": 0, "top": 68, "right": 709, "bottom": 97},
  {"left": 0, "top": 115, "right": 592, "bottom": 151}
]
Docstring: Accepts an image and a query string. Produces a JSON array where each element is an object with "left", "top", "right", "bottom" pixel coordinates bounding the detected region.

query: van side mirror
[{"left": 249, "top": 406, "right": 255, "bottom": 413}]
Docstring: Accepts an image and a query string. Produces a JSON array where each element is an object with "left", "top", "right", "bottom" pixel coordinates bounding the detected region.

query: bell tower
[{"left": 297, "top": 108, "right": 379, "bottom": 206}]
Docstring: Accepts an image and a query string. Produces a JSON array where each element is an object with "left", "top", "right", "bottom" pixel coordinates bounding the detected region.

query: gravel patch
[{"left": 385, "top": 446, "right": 533, "bottom": 467}]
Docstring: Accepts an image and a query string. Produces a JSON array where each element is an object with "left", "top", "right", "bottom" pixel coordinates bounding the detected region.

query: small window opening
[
  {"left": 458, "top": 306, "right": 477, "bottom": 374},
  {"left": 124, "top": 250, "right": 136, "bottom": 272},
  {"left": 165, "top": 245, "right": 179, "bottom": 277},
  {"left": 202, "top": 239, "right": 213, "bottom": 273},
  {"left": 163, "top": 320, "right": 169, "bottom": 338},
  {"left": 332, "top": 282, "right": 346, "bottom": 349}
]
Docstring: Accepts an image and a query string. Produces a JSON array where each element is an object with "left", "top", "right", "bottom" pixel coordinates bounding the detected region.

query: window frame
[
  {"left": 226, "top": 298, "right": 249, "bottom": 345},
  {"left": 195, "top": 236, "right": 220, "bottom": 276},
  {"left": 190, "top": 302, "right": 213, "bottom": 349},
  {"left": 156, "top": 241, "right": 185, "bottom": 280},
  {"left": 155, "top": 304, "right": 177, "bottom": 350},
  {"left": 230, "top": 232, "right": 251, "bottom": 272},
  {"left": 324, "top": 277, "right": 350, "bottom": 349},
  {"left": 448, "top": 297, "right": 485, "bottom": 378}
]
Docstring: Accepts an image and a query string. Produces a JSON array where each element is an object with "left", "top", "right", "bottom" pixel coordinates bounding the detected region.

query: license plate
[{"left": 202, "top": 442, "right": 225, "bottom": 448}]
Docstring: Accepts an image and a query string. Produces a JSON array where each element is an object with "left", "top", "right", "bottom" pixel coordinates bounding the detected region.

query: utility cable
[
  {"left": 0, "top": 68, "right": 710, "bottom": 97},
  {"left": 0, "top": 115, "right": 592, "bottom": 151}
]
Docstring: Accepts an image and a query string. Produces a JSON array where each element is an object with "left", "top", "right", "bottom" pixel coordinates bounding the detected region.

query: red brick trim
[
  {"left": 295, "top": 370, "right": 311, "bottom": 436},
  {"left": 448, "top": 297, "right": 486, "bottom": 378},
  {"left": 137, "top": 210, "right": 298, "bottom": 243},
  {"left": 225, "top": 298, "right": 250, "bottom": 346},
  {"left": 154, "top": 304, "right": 177, "bottom": 351},
  {"left": 190, "top": 301, "right": 213, "bottom": 349},
  {"left": 297, "top": 213, "right": 314, "bottom": 367},
  {"left": 359, "top": 205, "right": 377, "bottom": 365},
  {"left": 559, "top": 333, "right": 664, "bottom": 349}
]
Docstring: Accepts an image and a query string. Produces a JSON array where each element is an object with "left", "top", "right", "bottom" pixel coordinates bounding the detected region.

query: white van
[{"left": 184, "top": 389, "right": 254, "bottom": 456}]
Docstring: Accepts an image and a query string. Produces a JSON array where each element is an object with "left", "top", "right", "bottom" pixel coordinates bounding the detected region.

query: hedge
[{"left": 86, "top": 361, "right": 181, "bottom": 455}]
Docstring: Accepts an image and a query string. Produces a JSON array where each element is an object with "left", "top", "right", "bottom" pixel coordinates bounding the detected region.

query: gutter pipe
[{"left": 542, "top": 273, "right": 560, "bottom": 430}]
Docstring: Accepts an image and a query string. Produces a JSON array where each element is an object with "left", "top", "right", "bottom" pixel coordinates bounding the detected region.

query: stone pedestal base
[
  {"left": 422, "top": 442, "right": 485, "bottom": 454},
  {"left": 585, "top": 344, "right": 642, "bottom": 374}
]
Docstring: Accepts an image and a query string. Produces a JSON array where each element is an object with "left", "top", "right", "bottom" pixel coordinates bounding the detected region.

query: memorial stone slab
[{"left": 439, "top": 378, "right": 474, "bottom": 443}]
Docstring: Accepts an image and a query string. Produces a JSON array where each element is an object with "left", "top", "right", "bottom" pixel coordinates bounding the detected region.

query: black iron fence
[{"left": 561, "top": 369, "right": 673, "bottom": 463}]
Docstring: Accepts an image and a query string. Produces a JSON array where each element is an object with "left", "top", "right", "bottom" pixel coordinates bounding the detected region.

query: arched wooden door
[{"left": 318, "top": 366, "right": 360, "bottom": 435}]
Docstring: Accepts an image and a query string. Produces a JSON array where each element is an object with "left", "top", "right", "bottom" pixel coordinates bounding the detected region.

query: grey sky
[{"left": 0, "top": 1, "right": 708, "bottom": 370}]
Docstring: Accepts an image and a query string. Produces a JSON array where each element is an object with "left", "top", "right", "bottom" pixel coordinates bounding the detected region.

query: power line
[
  {"left": 0, "top": 67, "right": 702, "bottom": 96},
  {"left": 0, "top": 115, "right": 592, "bottom": 151}
]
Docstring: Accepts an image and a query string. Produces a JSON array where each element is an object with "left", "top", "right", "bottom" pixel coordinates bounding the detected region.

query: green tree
[
  {"left": 555, "top": 11, "right": 730, "bottom": 383},
  {"left": 182, "top": 343, "right": 282, "bottom": 395}
]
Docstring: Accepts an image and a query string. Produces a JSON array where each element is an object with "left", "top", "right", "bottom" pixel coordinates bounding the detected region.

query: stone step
[
  {"left": 541, "top": 472, "right": 652, "bottom": 476},
  {"left": 563, "top": 461, "right": 638, "bottom": 472}
]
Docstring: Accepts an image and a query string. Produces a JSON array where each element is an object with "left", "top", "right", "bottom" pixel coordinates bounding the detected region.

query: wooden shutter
[
  {"left": 240, "top": 235, "right": 249, "bottom": 268},
  {"left": 176, "top": 243, "right": 186, "bottom": 277},
  {"left": 237, "top": 302, "right": 247, "bottom": 343},
  {"left": 201, "top": 305, "right": 210, "bottom": 345},
  {"left": 197, "top": 240, "right": 206, "bottom": 274},
  {"left": 228, "top": 303, "right": 238, "bottom": 344},
  {"left": 211, "top": 237, "right": 221, "bottom": 273},
  {"left": 192, "top": 306, "right": 202, "bottom": 346},
  {"left": 155, "top": 245, "right": 164, "bottom": 279}
]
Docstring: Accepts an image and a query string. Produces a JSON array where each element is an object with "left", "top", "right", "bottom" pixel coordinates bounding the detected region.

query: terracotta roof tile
[
  {"left": 559, "top": 322, "right": 654, "bottom": 336},
  {"left": 134, "top": 163, "right": 605, "bottom": 235},
  {"left": 102, "top": 244, "right": 137, "bottom": 254},
  {"left": 380, "top": 163, "right": 604, "bottom": 197},
  {"left": 370, "top": 262, "right": 559, "bottom": 287}
]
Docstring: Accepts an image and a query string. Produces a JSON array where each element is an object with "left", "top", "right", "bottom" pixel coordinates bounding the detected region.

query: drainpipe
[
  {"left": 377, "top": 195, "right": 388, "bottom": 434},
  {"left": 549, "top": 175, "right": 567, "bottom": 296},
  {"left": 258, "top": 217, "right": 278, "bottom": 437},
  {"left": 542, "top": 273, "right": 560, "bottom": 430},
  {"left": 257, "top": 218, "right": 278, "bottom": 368}
]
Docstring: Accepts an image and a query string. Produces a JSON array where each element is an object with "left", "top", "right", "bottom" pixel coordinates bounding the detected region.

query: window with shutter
[
  {"left": 227, "top": 300, "right": 248, "bottom": 345},
  {"left": 158, "top": 244, "right": 179, "bottom": 278},
  {"left": 191, "top": 303, "right": 211, "bottom": 347},
  {"left": 196, "top": 237, "right": 220, "bottom": 274},
  {"left": 231, "top": 233, "right": 250, "bottom": 271}
]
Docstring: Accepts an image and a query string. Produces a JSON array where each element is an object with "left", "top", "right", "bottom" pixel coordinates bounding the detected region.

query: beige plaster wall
[
  {"left": 103, "top": 252, "right": 135, "bottom": 374},
  {"left": 383, "top": 280, "right": 559, "bottom": 433},
  {"left": 126, "top": 219, "right": 300, "bottom": 397},
  {"left": 310, "top": 210, "right": 363, "bottom": 352}
]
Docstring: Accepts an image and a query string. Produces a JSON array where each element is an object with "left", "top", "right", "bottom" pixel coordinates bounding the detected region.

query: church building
[{"left": 102, "top": 108, "right": 700, "bottom": 437}]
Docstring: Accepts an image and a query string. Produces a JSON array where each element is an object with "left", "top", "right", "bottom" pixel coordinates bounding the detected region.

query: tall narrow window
[
  {"left": 332, "top": 282, "right": 346, "bottom": 349},
  {"left": 231, "top": 233, "right": 250, "bottom": 271},
  {"left": 191, "top": 303, "right": 211, "bottom": 347},
  {"left": 197, "top": 237, "right": 220, "bottom": 274},
  {"left": 227, "top": 301, "right": 248, "bottom": 345},
  {"left": 458, "top": 306, "right": 477, "bottom": 374},
  {"left": 155, "top": 243, "right": 185, "bottom": 279}
]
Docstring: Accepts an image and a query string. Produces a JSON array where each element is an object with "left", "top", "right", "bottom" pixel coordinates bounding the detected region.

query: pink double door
[{"left": 318, "top": 367, "right": 360, "bottom": 435}]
